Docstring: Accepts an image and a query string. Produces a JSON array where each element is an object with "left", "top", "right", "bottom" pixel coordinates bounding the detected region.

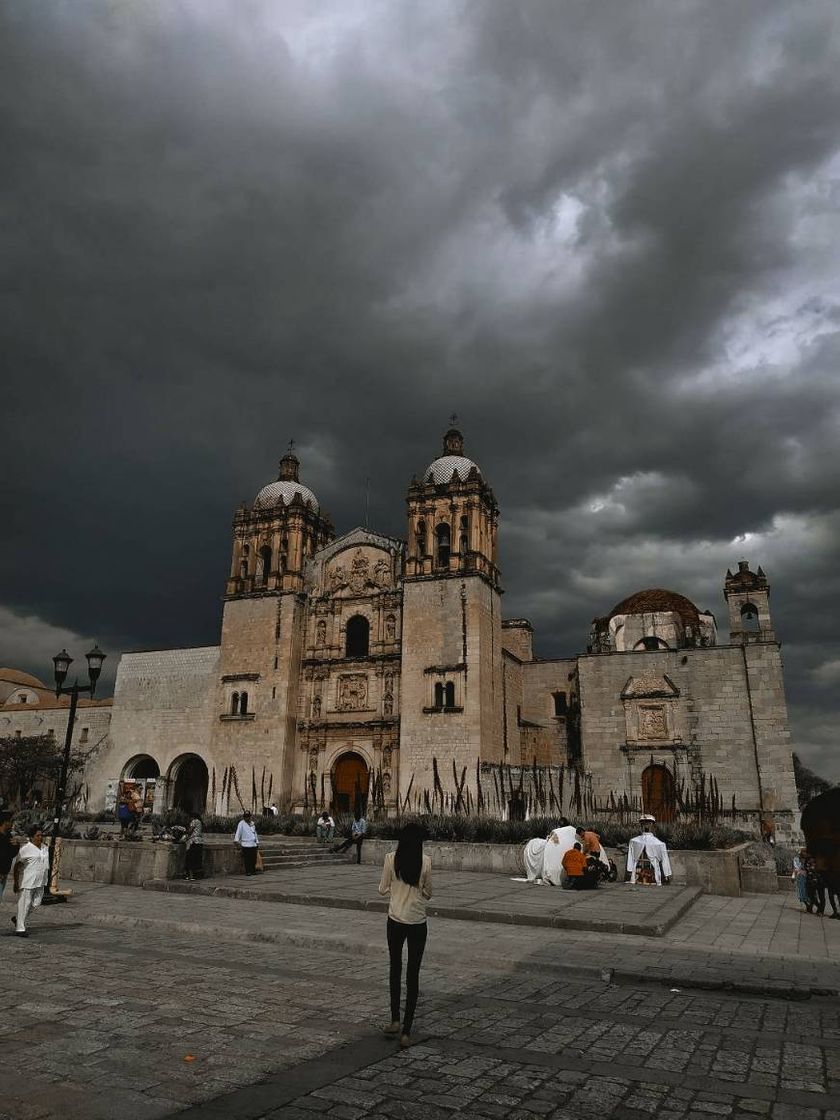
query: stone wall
[
  {"left": 576, "top": 642, "right": 799, "bottom": 836},
  {"left": 84, "top": 647, "right": 219, "bottom": 811},
  {"left": 399, "top": 574, "right": 503, "bottom": 808}
]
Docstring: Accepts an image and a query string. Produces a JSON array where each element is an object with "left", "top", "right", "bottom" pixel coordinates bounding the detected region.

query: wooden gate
[{"left": 332, "top": 752, "right": 369, "bottom": 814}]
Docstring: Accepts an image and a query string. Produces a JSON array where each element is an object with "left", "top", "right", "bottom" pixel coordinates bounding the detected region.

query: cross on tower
[{"left": 448, "top": 413, "right": 459, "bottom": 428}]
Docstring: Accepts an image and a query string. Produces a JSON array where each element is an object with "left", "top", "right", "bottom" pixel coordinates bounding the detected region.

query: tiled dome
[
  {"left": 424, "top": 455, "right": 482, "bottom": 485},
  {"left": 606, "top": 589, "right": 701, "bottom": 627},
  {"left": 253, "top": 479, "right": 319, "bottom": 513}
]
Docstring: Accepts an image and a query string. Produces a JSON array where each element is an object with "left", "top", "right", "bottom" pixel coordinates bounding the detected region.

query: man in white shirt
[
  {"left": 234, "top": 811, "right": 260, "bottom": 875},
  {"left": 627, "top": 817, "right": 672, "bottom": 886},
  {"left": 316, "top": 811, "right": 335, "bottom": 844},
  {"left": 12, "top": 824, "right": 50, "bottom": 937}
]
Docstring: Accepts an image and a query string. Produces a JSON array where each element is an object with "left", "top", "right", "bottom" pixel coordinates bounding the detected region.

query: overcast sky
[{"left": 2, "top": 1, "right": 839, "bottom": 778}]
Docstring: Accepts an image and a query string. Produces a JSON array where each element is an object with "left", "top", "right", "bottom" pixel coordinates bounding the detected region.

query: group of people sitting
[{"left": 523, "top": 814, "right": 672, "bottom": 889}]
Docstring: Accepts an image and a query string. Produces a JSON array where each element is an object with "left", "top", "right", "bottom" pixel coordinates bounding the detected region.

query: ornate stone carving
[
  {"left": 308, "top": 747, "right": 319, "bottom": 771},
  {"left": 337, "top": 674, "right": 369, "bottom": 711},
  {"left": 312, "top": 695, "right": 321, "bottom": 718},
  {"left": 327, "top": 549, "right": 392, "bottom": 596},
  {"left": 383, "top": 692, "right": 393, "bottom": 716},
  {"left": 384, "top": 613, "right": 396, "bottom": 641},
  {"left": 382, "top": 771, "right": 392, "bottom": 796},
  {"left": 316, "top": 620, "right": 326, "bottom": 645},
  {"left": 639, "top": 705, "right": 668, "bottom": 740},
  {"left": 382, "top": 746, "right": 392, "bottom": 768}
]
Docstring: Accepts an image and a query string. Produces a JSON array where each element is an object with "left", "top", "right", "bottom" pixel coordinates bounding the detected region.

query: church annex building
[{"left": 3, "top": 425, "right": 800, "bottom": 835}]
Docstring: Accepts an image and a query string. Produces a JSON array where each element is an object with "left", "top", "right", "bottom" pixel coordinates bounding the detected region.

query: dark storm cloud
[{"left": 2, "top": 1, "right": 840, "bottom": 775}]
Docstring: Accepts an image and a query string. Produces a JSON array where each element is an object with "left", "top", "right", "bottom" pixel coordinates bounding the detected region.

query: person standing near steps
[
  {"left": 378, "top": 824, "right": 432, "bottom": 1049},
  {"left": 234, "top": 810, "right": 260, "bottom": 875}
]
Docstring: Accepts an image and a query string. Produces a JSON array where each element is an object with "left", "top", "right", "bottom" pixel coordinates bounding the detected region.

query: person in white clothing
[
  {"left": 12, "top": 824, "right": 50, "bottom": 937},
  {"left": 541, "top": 824, "right": 579, "bottom": 886},
  {"left": 234, "top": 811, "right": 260, "bottom": 875},
  {"left": 627, "top": 818, "right": 672, "bottom": 885}
]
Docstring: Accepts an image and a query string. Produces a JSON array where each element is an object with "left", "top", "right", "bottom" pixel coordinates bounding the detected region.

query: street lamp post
[{"left": 44, "top": 644, "right": 106, "bottom": 903}]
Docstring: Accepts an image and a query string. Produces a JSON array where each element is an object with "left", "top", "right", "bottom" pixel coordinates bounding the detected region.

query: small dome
[
  {"left": 424, "top": 455, "right": 482, "bottom": 485},
  {"left": 253, "top": 479, "right": 319, "bottom": 513},
  {"left": 606, "top": 589, "right": 701, "bottom": 628},
  {"left": 252, "top": 447, "right": 320, "bottom": 512}
]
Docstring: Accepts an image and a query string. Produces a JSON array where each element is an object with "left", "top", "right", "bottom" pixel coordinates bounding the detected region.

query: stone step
[{"left": 260, "top": 858, "right": 347, "bottom": 871}]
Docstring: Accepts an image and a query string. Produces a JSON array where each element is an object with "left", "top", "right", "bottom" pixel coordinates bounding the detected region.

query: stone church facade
[{"left": 65, "top": 425, "right": 798, "bottom": 836}]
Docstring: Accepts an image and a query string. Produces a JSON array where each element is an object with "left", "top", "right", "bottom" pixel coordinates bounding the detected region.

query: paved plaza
[{"left": 1, "top": 876, "right": 840, "bottom": 1120}]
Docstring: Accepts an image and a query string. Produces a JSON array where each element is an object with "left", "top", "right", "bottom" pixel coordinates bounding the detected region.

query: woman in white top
[
  {"left": 378, "top": 824, "right": 432, "bottom": 1048},
  {"left": 13, "top": 823, "right": 50, "bottom": 937}
]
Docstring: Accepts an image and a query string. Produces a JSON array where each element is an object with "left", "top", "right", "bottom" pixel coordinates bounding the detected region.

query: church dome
[
  {"left": 605, "top": 589, "right": 701, "bottom": 628},
  {"left": 252, "top": 449, "right": 320, "bottom": 513},
  {"left": 424, "top": 424, "right": 482, "bottom": 485},
  {"left": 424, "top": 455, "right": 482, "bottom": 485},
  {"left": 0, "top": 668, "right": 46, "bottom": 689},
  {"left": 253, "top": 479, "right": 320, "bottom": 512}
]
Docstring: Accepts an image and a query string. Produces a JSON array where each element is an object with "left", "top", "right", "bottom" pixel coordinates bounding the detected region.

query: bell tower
[
  {"left": 226, "top": 448, "right": 334, "bottom": 598},
  {"left": 211, "top": 449, "right": 334, "bottom": 813},
  {"left": 404, "top": 422, "right": 500, "bottom": 587},
  {"left": 724, "top": 560, "right": 775, "bottom": 643},
  {"left": 399, "top": 423, "right": 504, "bottom": 808}
]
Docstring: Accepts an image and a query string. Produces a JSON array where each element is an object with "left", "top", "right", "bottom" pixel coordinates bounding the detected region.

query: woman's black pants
[
  {"left": 387, "top": 918, "right": 428, "bottom": 1034},
  {"left": 242, "top": 847, "right": 257, "bottom": 875}
]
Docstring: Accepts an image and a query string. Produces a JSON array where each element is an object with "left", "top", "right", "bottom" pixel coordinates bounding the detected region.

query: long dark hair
[{"left": 393, "top": 823, "right": 425, "bottom": 887}]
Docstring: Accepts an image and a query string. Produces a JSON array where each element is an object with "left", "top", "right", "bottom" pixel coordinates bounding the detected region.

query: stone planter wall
[{"left": 358, "top": 838, "right": 756, "bottom": 898}]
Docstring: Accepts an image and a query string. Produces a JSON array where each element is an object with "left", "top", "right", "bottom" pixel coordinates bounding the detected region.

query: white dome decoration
[
  {"left": 253, "top": 479, "right": 320, "bottom": 512},
  {"left": 424, "top": 455, "right": 482, "bottom": 485}
]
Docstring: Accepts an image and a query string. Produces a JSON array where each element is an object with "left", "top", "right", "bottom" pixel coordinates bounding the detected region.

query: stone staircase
[{"left": 259, "top": 842, "right": 348, "bottom": 872}]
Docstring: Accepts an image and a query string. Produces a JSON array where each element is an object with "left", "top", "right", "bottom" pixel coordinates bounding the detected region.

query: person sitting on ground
[
  {"left": 332, "top": 811, "right": 367, "bottom": 864},
  {"left": 576, "top": 826, "right": 603, "bottom": 856},
  {"left": 234, "top": 810, "right": 260, "bottom": 876},
  {"left": 561, "top": 842, "right": 592, "bottom": 890},
  {"left": 316, "top": 811, "right": 335, "bottom": 845}
]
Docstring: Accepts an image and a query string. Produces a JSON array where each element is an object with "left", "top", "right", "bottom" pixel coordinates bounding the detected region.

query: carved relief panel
[
  {"left": 326, "top": 547, "right": 393, "bottom": 597},
  {"left": 337, "top": 674, "right": 369, "bottom": 712},
  {"left": 638, "top": 704, "right": 668, "bottom": 741}
]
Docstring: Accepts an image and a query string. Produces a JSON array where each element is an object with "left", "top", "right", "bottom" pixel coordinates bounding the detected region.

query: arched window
[
  {"left": 634, "top": 636, "right": 670, "bottom": 651},
  {"left": 444, "top": 681, "right": 455, "bottom": 708},
  {"left": 435, "top": 523, "right": 451, "bottom": 569},
  {"left": 345, "top": 615, "right": 370, "bottom": 658},
  {"left": 741, "top": 603, "right": 760, "bottom": 632},
  {"left": 434, "top": 682, "right": 444, "bottom": 709},
  {"left": 230, "top": 692, "right": 240, "bottom": 716},
  {"left": 259, "top": 546, "right": 272, "bottom": 586},
  {"left": 239, "top": 560, "right": 248, "bottom": 580},
  {"left": 552, "top": 691, "right": 567, "bottom": 718},
  {"left": 459, "top": 534, "right": 468, "bottom": 555},
  {"left": 239, "top": 691, "right": 249, "bottom": 716},
  {"left": 415, "top": 520, "right": 426, "bottom": 556}
]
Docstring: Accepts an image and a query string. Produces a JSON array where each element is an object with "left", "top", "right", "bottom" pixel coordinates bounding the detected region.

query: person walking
[
  {"left": 332, "top": 811, "right": 367, "bottom": 864},
  {"left": 792, "top": 849, "right": 811, "bottom": 910},
  {"left": 378, "top": 824, "right": 432, "bottom": 1049},
  {"left": 234, "top": 810, "right": 260, "bottom": 875},
  {"left": 0, "top": 813, "right": 20, "bottom": 905},
  {"left": 12, "top": 824, "right": 50, "bottom": 938},
  {"left": 184, "top": 814, "right": 204, "bottom": 880}
]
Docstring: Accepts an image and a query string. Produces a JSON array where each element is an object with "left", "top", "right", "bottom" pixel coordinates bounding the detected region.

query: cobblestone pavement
[{"left": 1, "top": 886, "right": 840, "bottom": 1119}]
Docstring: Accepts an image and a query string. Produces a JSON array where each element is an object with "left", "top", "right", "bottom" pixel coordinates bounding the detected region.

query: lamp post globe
[{"left": 52, "top": 648, "right": 73, "bottom": 694}]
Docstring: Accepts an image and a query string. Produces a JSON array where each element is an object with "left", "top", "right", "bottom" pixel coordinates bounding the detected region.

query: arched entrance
[
  {"left": 332, "top": 752, "right": 369, "bottom": 815},
  {"left": 168, "top": 754, "right": 209, "bottom": 815},
  {"left": 123, "top": 755, "right": 160, "bottom": 780},
  {"left": 641, "top": 763, "right": 676, "bottom": 823}
]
